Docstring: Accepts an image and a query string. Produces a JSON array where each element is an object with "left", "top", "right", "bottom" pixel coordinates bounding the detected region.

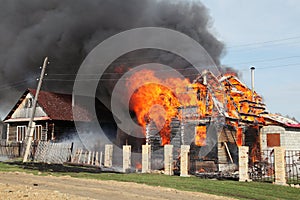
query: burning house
[
  {"left": 1, "top": 67, "right": 299, "bottom": 174},
  {"left": 126, "top": 67, "right": 300, "bottom": 173}
]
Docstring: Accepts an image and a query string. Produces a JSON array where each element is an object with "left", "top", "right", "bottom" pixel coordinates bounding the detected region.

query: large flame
[
  {"left": 221, "top": 74, "right": 265, "bottom": 123},
  {"left": 126, "top": 69, "right": 266, "bottom": 146},
  {"left": 126, "top": 69, "right": 204, "bottom": 145},
  {"left": 129, "top": 83, "right": 180, "bottom": 145}
]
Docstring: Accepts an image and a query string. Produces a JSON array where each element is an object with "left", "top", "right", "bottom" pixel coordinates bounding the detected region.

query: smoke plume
[{"left": 0, "top": 0, "right": 225, "bottom": 118}]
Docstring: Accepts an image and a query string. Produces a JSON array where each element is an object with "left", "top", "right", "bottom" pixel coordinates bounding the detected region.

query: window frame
[
  {"left": 16, "top": 125, "right": 27, "bottom": 141},
  {"left": 33, "top": 125, "right": 42, "bottom": 141}
]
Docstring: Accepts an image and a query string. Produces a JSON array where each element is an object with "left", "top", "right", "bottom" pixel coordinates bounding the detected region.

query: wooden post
[
  {"left": 83, "top": 152, "right": 87, "bottom": 164},
  {"left": 224, "top": 142, "right": 234, "bottom": 163},
  {"left": 95, "top": 152, "right": 99, "bottom": 166},
  {"left": 91, "top": 151, "right": 95, "bottom": 165},
  {"left": 23, "top": 122, "right": 35, "bottom": 161},
  {"left": 23, "top": 57, "right": 48, "bottom": 162},
  {"left": 78, "top": 149, "right": 83, "bottom": 164},
  {"left": 68, "top": 142, "right": 74, "bottom": 162},
  {"left": 71, "top": 149, "right": 79, "bottom": 163},
  {"left": 87, "top": 151, "right": 91, "bottom": 164},
  {"left": 100, "top": 151, "right": 103, "bottom": 167}
]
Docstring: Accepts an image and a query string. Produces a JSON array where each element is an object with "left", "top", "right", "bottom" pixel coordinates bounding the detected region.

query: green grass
[
  {"left": 0, "top": 161, "right": 299, "bottom": 200},
  {"left": 0, "top": 161, "right": 36, "bottom": 174}
]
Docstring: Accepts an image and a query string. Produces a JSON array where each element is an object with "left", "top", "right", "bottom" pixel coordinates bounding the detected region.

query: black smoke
[{"left": 0, "top": 0, "right": 225, "bottom": 118}]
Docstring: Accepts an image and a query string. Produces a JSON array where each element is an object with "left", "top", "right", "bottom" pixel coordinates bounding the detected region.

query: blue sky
[{"left": 200, "top": 0, "right": 300, "bottom": 121}]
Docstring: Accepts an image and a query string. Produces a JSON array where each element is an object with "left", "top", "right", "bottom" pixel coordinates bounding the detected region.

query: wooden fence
[
  {"left": 70, "top": 149, "right": 103, "bottom": 167},
  {"left": 0, "top": 140, "right": 73, "bottom": 164},
  {"left": 0, "top": 140, "right": 23, "bottom": 158}
]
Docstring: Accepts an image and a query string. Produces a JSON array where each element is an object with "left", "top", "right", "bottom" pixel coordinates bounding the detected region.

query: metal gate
[
  {"left": 249, "top": 149, "right": 275, "bottom": 182},
  {"left": 285, "top": 150, "right": 300, "bottom": 184}
]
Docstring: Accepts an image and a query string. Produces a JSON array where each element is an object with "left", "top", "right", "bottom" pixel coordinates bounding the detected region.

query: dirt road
[{"left": 0, "top": 172, "right": 235, "bottom": 200}]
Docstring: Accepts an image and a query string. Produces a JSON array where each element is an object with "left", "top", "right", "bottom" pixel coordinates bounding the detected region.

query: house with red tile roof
[{"left": 3, "top": 88, "right": 93, "bottom": 142}]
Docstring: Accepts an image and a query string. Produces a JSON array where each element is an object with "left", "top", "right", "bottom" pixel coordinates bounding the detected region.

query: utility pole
[
  {"left": 23, "top": 57, "right": 48, "bottom": 162},
  {"left": 250, "top": 66, "right": 255, "bottom": 101}
]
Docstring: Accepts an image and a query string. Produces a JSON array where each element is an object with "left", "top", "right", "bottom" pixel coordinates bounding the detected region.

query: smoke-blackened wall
[{"left": 0, "top": 0, "right": 224, "bottom": 118}]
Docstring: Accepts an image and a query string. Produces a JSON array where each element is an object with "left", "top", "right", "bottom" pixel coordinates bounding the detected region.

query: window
[
  {"left": 25, "top": 98, "right": 33, "bottom": 108},
  {"left": 267, "top": 133, "right": 280, "bottom": 147},
  {"left": 17, "top": 126, "right": 27, "bottom": 141},
  {"left": 34, "top": 125, "right": 42, "bottom": 141}
]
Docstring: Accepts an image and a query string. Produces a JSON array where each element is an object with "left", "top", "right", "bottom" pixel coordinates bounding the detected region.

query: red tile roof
[
  {"left": 285, "top": 124, "right": 300, "bottom": 128},
  {"left": 3, "top": 88, "right": 92, "bottom": 122},
  {"left": 28, "top": 89, "right": 93, "bottom": 121}
]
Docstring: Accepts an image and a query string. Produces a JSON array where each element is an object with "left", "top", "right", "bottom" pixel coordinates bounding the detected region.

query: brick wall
[{"left": 283, "top": 129, "right": 300, "bottom": 150}]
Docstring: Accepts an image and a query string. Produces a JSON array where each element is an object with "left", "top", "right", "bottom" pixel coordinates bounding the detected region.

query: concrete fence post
[
  {"left": 180, "top": 145, "right": 190, "bottom": 177},
  {"left": 104, "top": 144, "right": 113, "bottom": 168},
  {"left": 164, "top": 144, "right": 173, "bottom": 175},
  {"left": 123, "top": 145, "right": 131, "bottom": 173},
  {"left": 239, "top": 146, "right": 250, "bottom": 182},
  {"left": 274, "top": 147, "right": 287, "bottom": 185},
  {"left": 142, "top": 144, "right": 151, "bottom": 173}
]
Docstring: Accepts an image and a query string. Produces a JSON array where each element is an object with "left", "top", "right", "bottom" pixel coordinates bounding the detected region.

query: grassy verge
[{"left": 0, "top": 161, "right": 299, "bottom": 200}]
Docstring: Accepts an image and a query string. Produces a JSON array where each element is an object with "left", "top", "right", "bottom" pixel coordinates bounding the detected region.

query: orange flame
[
  {"left": 236, "top": 127, "right": 243, "bottom": 146},
  {"left": 126, "top": 68, "right": 265, "bottom": 146},
  {"left": 195, "top": 126, "right": 206, "bottom": 146},
  {"left": 127, "top": 69, "right": 208, "bottom": 145},
  {"left": 135, "top": 162, "right": 142, "bottom": 170},
  {"left": 221, "top": 76, "right": 265, "bottom": 122},
  {"left": 129, "top": 83, "right": 180, "bottom": 145}
]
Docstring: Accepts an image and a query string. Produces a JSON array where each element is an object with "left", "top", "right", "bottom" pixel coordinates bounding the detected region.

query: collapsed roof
[{"left": 191, "top": 71, "right": 300, "bottom": 128}]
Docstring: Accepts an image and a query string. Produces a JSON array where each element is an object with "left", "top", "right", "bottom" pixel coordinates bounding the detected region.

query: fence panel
[
  {"left": 0, "top": 140, "right": 23, "bottom": 158},
  {"left": 285, "top": 150, "right": 300, "bottom": 184},
  {"left": 69, "top": 149, "right": 101, "bottom": 167},
  {"left": 34, "top": 141, "right": 72, "bottom": 164},
  {"left": 249, "top": 149, "right": 275, "bottom": 183}
]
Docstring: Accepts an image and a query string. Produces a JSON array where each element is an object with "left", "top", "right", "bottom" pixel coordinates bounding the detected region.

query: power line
[
  {"left": 258, "top": 62, "right": 300, "bottom": 69},
  {"left": 3, "top": 57, "right": 297, "bottom": 87},
  {"left": 238, "top": 63, "right": 300, "bottom": 72},
  {"left": 44, "top": 78, "right": 124, "bottom": 81},
  {"left": 39, "top": 62, "right": 300, "bottom": 86},
  {"left": 44, "top": 63, "right": 300, "bottom": 82},
  {"left": 44, "top": 72, "right": 206, "bottom": 82},
  {"left": 46, "top": 66, "right": 202, "bottom": 77},
  {"left": 228, "top": 35, "right": 300, "bottom": 48},
  {"left": 47, "top": 60, "right": 300, "bottom": 79},
  {"left": 226, "top": 55, "right": 300, "bottom": 66},
  {"left": 229, "top": 40, "right": 300, "bottom": 52},
  {"left": 0, "top": 79, "right": 36, "bottom": 92},
  {"left": 0, "top": 79, "right": 33, "bottom": 88}
]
